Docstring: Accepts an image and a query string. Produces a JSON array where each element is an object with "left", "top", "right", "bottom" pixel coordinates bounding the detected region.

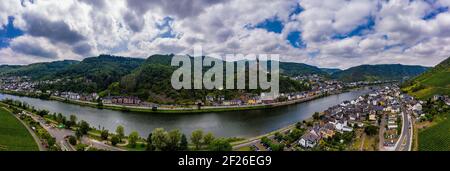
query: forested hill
[
  {"left": 106, "top": 54, "right": 311, "bottom": 104},
  {"left": 0, "top": 60, "right": 79, "bottom": 80},
  {"left": 331, "top": 64, "right": 429, "bottom": 82}
]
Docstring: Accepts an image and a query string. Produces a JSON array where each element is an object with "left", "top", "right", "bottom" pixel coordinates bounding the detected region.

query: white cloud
[{"left": 0, "top": 0, "right": 449, "bottom": 69}]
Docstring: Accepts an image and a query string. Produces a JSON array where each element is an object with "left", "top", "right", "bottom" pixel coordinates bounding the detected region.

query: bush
[
  {"left": 76, "top": 144, "right": 88, "bottom": 151},
  {"left": 208, "top": 138, "right": 232, "bottom": 151},
  {"left": 111, "top": 135, "right": 120, "bottom": 146},
  {"left": 100, "top": 129, "right": 109, "bottom": 140},
  {"left": 128, "top": 131, "right": 139, "bottom": 148},
  {"left": 68, "top": 136, "right": 77, "bottom": 145},
  {"left": 47, "top": 137, "right": 56, "bottom": 147}
]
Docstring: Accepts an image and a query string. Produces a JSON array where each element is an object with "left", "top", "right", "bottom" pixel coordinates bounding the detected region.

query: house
[
  {"left": 102, "top": 97, "right": 112, "bottom": 104},
  {"left": 319, "top": 123, "right": 335, "bottom": 138},
  {"left": 349, "top": 114, "right": 357, "bottom": 121},
  {"left": 103, "top": 96, "right": 141, "bottom": 105},
  {"left": 445, "top": 97, "right": 450, "bottom": 106},
  {"left": 369, "top": 113, "right": 376, "bottom": 121},
  {"left": 433, "top": 95, "right": 444, "bottom": 101},
  {"left": 412, "top": 103, "right": 422, "bottom": 111},
  {"left": 247, "top": 99, "right": 257, "bottom": 105},
  {"left": 205, "top": 95, "right": 214, "bottom": 102},
  {"left": 388, "top": 124, "right": 398, "bottom": 130},
  {"left": 335, "top": 120, "right": 353, "bottom": 132},
  {"left": 299, "top": 132, "right": 320, "bottom": 148},
  {"left": 222, "top": 99, "right": 242, "bottom": 106},
  {"left": 261, "top": 99, "right": 275, "bottom": 104},
  {"left": 391, "top": 106, "right": 400, "bottom": 113}
]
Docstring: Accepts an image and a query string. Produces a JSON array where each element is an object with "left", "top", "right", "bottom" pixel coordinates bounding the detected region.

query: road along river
[{"left": 0, "top": 88, "right": 373, "bottom": 138}]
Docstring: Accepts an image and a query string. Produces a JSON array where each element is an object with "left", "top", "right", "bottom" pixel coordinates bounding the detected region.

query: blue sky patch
[
  {"left": 287, "top": 31, "right": 306, "bottom": 48},
  {"left": 332, "top": 16, "right": 375, "bottom": 39},
  {"left": 247, "top": 16, "right": 284, "bottom": 34},
  {"left": 289, "top": 3, "right": 304, "bottom": 19},
  {"left": 0, "top": 16, "right": 24, "bottom": 49},
  {"left": 423, "top": 6, "right": 448, "bottom": 20},
  {"left": 156, "top": 16, "right": 177, "bottom": 38}
]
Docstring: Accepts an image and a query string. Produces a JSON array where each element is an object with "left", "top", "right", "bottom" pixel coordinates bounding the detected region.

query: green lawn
[
  {"left": 0, "top": 108, "right": 39, "bottom": 151},
  {"left": 419, "top": 112, "right": 450, "bottom": 151}
]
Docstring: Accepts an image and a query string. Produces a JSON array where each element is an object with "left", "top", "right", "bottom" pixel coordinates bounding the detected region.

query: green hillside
[
  {"left": 0, "top": 60, "right": 79, "bottom": 80},
  {"left": 320, "top": 68, "right": 342, "bottom": 75},
  {"left": 53, "top": 55, "right": 145, "bottom": 92},
  {"left": 279, "top": 62, "right": 328, "bottom": 76},
  {"left": 0, "top": 65, "right": 21, "bottom": 74},
  {"left": 402, "top": 57, "right": 450, "bottom": 99},
  {"left": 332, "top": 64, "right": 429, "bottom": 82},
  {"left": 104, "top": 54, "right": 311, "bottom": 104}
]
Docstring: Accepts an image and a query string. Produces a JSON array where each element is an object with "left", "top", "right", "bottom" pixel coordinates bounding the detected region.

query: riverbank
[
  {"left": 1, "top": 89, "right": 346, "bottom": 114},
  {"left": 231, "top": 87, "right": 376, "bottom": 149},
  {"left": 0, "top": 87, "right": 374, "bottom": 138}
]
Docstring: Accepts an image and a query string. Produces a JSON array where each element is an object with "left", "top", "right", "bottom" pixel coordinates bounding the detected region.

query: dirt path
[{"left": 360, "top": 133, "right": 366, "bottom": 151}]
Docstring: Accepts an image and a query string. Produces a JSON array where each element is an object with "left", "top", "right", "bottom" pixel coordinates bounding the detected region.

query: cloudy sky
[{"left": 1, "top": 0, "right": 450, "bottom": 69}]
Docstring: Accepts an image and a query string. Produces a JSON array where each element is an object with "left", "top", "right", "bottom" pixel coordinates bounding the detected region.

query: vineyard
[
  {"left": 0, "top": 107, "right": 38, "bottom": 151},
  {"left": 419, "top": 111, "right": 450, "bottom": 151}
]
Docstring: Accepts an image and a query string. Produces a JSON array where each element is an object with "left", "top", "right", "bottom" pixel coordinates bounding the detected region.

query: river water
[{"left": 0, "top": 88, "right": 373, "bottom": 138}]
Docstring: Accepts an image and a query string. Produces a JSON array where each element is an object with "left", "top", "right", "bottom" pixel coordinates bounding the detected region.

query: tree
[
  {"left": 313, "top": 112, "right": 320, "bottom": 120},
  {"left": 295, "top": 122, "right": 303, "bottom": 129},
  {"left": 79, "top": 120, "right": 90, "bottom": 135},
  {"left": 128, "top": 131, "right": 139, "bottom": 148},
  {"left": 75, "top": 128, "right": 83, "bottom": 139},
  {"left": 115, "top": 125, "right": 125, "bottom": 142},
  {"left": 56, "top": 113, "right": 64, "bottom": 123},
  {"left": 47, "top": 137, "right": 56, "bottom": 147},
  {"left": 100, "top": 129, "right": 109, "bottom": 140},
  {"left": 167, "top": 129, "right": 182, "bottom": 151},
  {"left": 261, "top": 136, "right": 271, "bottom": 146},
  {"left": 287, "top": 128, "right": 303, "bottom": 143},
  {"left": 111, "top": 135, "right": 120, "bottom": 146},
  {"left": 191, "top": 129, "right": 203, "bottom": 150},
  {"left": 364, "top": 125, "right": 379, "bottom": 136},
  {"left": 208, "top": 138, "right": 232, "bottom": 151},
  {"left": 146, "top": 133, "right": 155, "bottom": 151},
  {"left": 274, "top": 132, "right": 283, "bottom": 141},
  {"left": 37, "top": 110, "right": 49, "bottom": 117},
  {"left": 68, "top": 135, "right": 77, "bottom": 145},
  {"left": 151, "top": 128, "right": 169, "bottom": 151},
  {"left": 180, "top": 134, "right": 188, "bottom": 151},
  {"left": 68, "top": 115, "right": 77, "bottom": 128},
  {"left": 270, "top": 143, "right": 285, "bottom": 151},
  {"left": 203, "top": 132, "right": 215, "bottom": 146}
]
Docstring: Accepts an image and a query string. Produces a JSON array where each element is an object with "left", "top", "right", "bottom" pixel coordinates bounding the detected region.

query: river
[{"left": 0, "top": 88, "right": 373, "bottom": 138}]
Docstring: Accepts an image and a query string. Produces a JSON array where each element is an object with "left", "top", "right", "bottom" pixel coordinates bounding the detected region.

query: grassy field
[
  {"left": 419, "top": 111, "right": 450, "bottom": 151},
  {"left": 0, "top": 108, "right": 39, "bottom": 151}
]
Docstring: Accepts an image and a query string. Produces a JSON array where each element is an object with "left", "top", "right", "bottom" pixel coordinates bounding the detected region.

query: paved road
[
  {"left": 232, "top": 125, "right": 294, "bottom": 151},
  {"left": 395, "top": 111, "right": 413, "bottom": 151},
  {"left": 81, "top": 137, "right": 125, "bottom": 151},
  {"left": 25, "top": 111, "right": 123, "bottom": 151},
  {"left": 27, "top": 113, "right": 75, "bottom": 151}
]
